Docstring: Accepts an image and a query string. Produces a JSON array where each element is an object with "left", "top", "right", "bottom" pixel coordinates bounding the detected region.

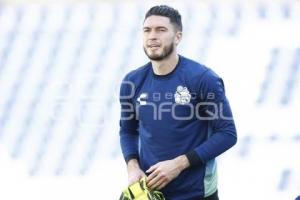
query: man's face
[{"left": 143, "top": 15, "right": 181, "bottom": 61}]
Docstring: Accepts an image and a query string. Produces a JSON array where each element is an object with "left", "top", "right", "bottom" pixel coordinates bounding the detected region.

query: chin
[{"left": 149, "top": 50, "right": 163, "bottom": 56}]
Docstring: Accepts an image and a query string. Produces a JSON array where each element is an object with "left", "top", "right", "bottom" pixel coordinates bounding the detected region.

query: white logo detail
[
  {"left": 137, "top": 93, "right": 147, "bottom": 105},
  {"left": 174, "top": 86, "right": 191, "bottom": 105}
]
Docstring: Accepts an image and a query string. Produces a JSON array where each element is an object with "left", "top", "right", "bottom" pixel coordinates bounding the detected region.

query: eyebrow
[{"left": 143, "top": 26, "right": 168, "bottom": 30}]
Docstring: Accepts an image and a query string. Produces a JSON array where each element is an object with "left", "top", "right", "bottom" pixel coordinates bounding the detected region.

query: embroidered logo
[{"left": 174, "top": 86, "right": 191, "bottom": 105}]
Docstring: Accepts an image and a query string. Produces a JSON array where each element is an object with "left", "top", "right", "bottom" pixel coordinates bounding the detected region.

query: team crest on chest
[{"left": 174, "top": 86, "right": 191, "bottom": 105}]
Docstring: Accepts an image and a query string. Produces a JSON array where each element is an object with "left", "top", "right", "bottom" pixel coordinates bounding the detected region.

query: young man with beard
[{"left": 119, "top": 5, "right": 237, "bottom": 200}]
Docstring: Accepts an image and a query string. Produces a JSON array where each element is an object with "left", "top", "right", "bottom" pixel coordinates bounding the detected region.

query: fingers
[
  {"left": 147, "top": 171, "right": 169, "bottom": 190},
  {"left": 148, "top": 176, "right": 166, "bottom": 190},
  {"left": 146, "top": 167, "right": 159, "bottom": 183},
  {"left": 147, "top": 172, "right": 161, "bottom": 188},
  {"left": 146, "top": 169, "right": 170, "bottom": 190},
  {"left": 156, "top": 180, "right": 168, "bottom": 190},
  {"left": 146, "top": 163, "right": 158, "bottom": 174}
]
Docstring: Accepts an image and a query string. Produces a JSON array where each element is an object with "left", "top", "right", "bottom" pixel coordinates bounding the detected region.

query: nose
[{"left": 147, "top": 30, "right": 158, "bottom": 40}]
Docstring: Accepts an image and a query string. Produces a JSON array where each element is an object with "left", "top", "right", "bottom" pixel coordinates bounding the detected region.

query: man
[{"left": 119, "top": 5, "right": 237, "bottom": 200}]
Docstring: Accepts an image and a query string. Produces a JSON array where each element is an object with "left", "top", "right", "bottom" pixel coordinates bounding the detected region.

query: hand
[
  {"left": 127, "top": 159, "right": 146, "bottom": 185},
  {"left": 146, "top": 155, "right": 190, "bottom": 190}
]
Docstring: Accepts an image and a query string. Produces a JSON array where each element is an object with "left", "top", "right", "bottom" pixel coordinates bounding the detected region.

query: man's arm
[
  {"left": 127, "top": 159, "right": 146, "bottom": 185},
  {"left": 185, "top": 69, "right": 237, "bottom": 166},
  {"left": 119, "top": 77, "right": 145, "bottom": 185}
]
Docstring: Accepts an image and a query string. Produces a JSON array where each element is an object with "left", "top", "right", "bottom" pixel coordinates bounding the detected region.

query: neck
[{"left": 151, "top": 52, "right": 179, "bottom": 76}]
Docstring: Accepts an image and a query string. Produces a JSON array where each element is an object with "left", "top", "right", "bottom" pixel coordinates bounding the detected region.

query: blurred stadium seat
[{"left": 0, "top": 1, "right": 299, "bottom": 200}]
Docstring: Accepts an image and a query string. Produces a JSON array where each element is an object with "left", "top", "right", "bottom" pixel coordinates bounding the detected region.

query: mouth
[{"left": 147, "top": 44, "right": 161, "bottom": 50}]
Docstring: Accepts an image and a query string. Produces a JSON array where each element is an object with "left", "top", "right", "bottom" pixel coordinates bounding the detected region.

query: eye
[
  {"left": 158, "top": 28, "right": 166, "bottom": 32},
  {"left": 143, "top": 29, "right": 150, "bottom": 32}
]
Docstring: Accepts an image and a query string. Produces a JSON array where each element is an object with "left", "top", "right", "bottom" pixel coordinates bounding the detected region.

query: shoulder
[
  {"left": 180, "top": 55, "right": 210, "bottom": 78},
  {"left": 180, "top": 55, "right": 221, "bottom": 83},
  {"left": 120, "top": 62, "right": 151, "bottom": 96},
  {"left": 122, "top": 62, "right": 151, "bottom": 83},
  {"left": 180, "top": 56, "right": 224, "bottom": 94}
]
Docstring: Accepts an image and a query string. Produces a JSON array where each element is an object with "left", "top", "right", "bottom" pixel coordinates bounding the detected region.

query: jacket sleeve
[
  {"left": 186, "top": 69, "right": 237, "bottom": 167},
  {"left": 119, "top": 75, "right": 139, "bottom": 163}
]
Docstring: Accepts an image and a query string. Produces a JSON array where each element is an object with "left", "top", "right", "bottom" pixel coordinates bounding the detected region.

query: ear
[{"left": 174, "top": 31, "right": 182, "bottom": 45}]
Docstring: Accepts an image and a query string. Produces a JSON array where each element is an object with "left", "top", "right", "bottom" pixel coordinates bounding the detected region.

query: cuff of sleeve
[
  {"left": 185, "top": 150, "right": 203, "bottom": 167},
  {"left": 125, "top": 154, "right": 139, "bottom": 164}
]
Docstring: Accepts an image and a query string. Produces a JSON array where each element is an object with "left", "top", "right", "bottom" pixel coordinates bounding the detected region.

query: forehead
[{"left": 143, "top": 15, "right": 172, "bottom": 28}]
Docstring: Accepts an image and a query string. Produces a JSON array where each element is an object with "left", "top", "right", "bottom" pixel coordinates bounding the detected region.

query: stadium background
[{"left": 0, "top": 0, "right": 299, "bottom": 199}]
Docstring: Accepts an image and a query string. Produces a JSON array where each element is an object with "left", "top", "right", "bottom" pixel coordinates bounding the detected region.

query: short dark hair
[{"left": 144, "top": 5, "right": 182, "bottom": 31}]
